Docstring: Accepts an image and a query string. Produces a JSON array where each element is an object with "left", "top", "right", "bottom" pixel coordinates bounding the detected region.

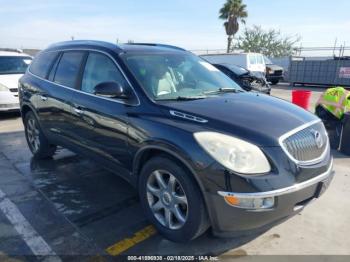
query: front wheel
[
  {"left": 139, "top": 156, "right": 209, "bottom": 242},
  {"left": 24, "top": 111, "right": 57, "bottom": 159}
]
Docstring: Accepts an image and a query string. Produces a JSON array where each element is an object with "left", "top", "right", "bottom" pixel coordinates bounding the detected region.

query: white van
[{"left": 201, "top": 53, "right": 266, "bottom": 74}]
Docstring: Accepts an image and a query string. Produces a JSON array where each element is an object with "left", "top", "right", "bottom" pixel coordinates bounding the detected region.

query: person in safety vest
[{"left": 316, "top": 86, "right": 350, "bottom": 120}]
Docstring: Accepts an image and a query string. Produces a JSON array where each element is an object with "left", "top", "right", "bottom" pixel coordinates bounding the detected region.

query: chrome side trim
[
  {"left": 28, "top": 48, "right": 141, "bottom": 106},
  {"left": 169, "top": 110, "right": 208, "bottom": 123},
  {"left": 218, "top": 158, "right": 333, "bottom": 199},
  {"left": 278, "top": 119, "right": 329, "bottom": 166}
]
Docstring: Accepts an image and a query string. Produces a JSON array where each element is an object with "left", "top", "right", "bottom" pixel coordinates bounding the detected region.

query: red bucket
[{"left": 292, "top": 90, "right": 312, "bottom": 110}]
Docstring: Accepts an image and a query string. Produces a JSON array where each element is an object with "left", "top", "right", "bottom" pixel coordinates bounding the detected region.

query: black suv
[{"left": 19, "top": 41, "right": 333, "bottom": 242}]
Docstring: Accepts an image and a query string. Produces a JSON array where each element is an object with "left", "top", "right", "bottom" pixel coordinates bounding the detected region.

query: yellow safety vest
[{"left": 316, "top": 86, "right": 350, "bottom": 119}]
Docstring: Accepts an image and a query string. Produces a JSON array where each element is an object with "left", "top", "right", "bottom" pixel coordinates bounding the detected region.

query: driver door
[{"left": 69, "top": 51, "right": 132, "bottom": 176}]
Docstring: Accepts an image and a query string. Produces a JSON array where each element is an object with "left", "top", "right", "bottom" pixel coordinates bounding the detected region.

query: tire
[
  {"left": 139, "top": 156, "right": 209, "bottom": 242},
  {"left": 24, "top": 111, "right": 57, "bottom": 159},
  {"left": 271, "top": 80, "right": 279, "bottom": 85}
]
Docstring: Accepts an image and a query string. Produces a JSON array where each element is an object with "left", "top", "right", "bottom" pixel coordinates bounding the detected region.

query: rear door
[
  {"left": 39, "top": 50, "right": 87, "bottom": 144},
  {"left": 67, "top": 51, "right": 134, "bottom": 177}
]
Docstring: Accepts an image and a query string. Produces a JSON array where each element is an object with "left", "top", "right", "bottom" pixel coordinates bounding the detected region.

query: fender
[
  {"left": 20, "top": 102, "right": 39, "bottom": 123},
  {"left": 132, "top": 142, "right": 216, "bottom": 224}
]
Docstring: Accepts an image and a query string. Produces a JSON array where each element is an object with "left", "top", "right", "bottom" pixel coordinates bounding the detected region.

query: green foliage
[
  {"left": 235, "top": 26, "right": 300, "bottom": 57},
  {"left": 219, "top": 0, "right": 248, "bottom": 23},
  {"left": 219, "top": 0, "right": 248, "bottom": 52}
]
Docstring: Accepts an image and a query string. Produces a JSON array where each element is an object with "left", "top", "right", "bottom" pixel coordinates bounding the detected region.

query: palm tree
[{"left": 219, "top": 0, "right": 248, "bottom": 53}]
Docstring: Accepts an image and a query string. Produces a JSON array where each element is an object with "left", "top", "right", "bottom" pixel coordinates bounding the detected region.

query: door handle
[
  {"left": 73, "top": 107, "right": 84, "bottom": 115},
  {"left": 40, "top": 95, "right": 48, "bottom": 101}
]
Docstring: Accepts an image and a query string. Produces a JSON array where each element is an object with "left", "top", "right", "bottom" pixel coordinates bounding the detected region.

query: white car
[{"left": 0, "top": 49, "right": 32, "bottom": 112}]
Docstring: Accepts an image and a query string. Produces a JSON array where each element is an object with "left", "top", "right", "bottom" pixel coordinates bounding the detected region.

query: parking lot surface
[{"left": 0, "top": 84, "right": 349, "bottom": 260}]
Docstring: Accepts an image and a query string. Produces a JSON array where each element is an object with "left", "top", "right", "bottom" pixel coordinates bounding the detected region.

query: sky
[{"left": 0, "top": 0, "right": 349, "bottom": 53}]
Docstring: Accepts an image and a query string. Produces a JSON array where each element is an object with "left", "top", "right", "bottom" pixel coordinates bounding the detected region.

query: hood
[
  {"left": 0, "top": 74, "right": 23, "bottom": 89},
  {"left": 161, "top": 92, "right": 317, "bottom": 146},
  {"left": 266, "top": 64, "right": 283, "bottom": 71}
]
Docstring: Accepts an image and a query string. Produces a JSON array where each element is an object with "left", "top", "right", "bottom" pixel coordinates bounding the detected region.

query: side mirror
[{"left": 94, "top": 82, "right": 128, "bottom": 99}]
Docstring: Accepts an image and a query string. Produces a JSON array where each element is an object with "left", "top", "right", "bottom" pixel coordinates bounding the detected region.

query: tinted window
[
  {"left": 81, "top": 52, "right": 126, "bottom": 94},
  {"left": 0, "top": 56, "right": 32, "bottom": 75},
  {"left": 249, "top": 55, "right": 257, "bottom": 65},
  {"left": 30, "top": 51, "right": 58, "bottom": 78},
  {"left": 54, "top": 51, "right": 85, "bottom": 88}
]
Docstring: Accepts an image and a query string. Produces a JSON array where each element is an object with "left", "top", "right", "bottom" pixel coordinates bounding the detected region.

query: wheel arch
[
  {"left": 21, "top": 103, "right": 38, "bottom": 122},
  {"left": 132, "top": 144, "right": 213, "bottom": 224}
]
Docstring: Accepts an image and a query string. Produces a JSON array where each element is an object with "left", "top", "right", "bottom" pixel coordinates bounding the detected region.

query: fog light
[{"left": 223, "top": 195, "right": 275, "bottom": 210}]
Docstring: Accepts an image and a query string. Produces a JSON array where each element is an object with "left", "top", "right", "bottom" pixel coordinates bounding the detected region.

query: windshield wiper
[
  {"left": 157, "top": 96, "right": 207, "bottom": 101},
  {"left": 204, "top": 88, "right": 243, "bottom": 95}
]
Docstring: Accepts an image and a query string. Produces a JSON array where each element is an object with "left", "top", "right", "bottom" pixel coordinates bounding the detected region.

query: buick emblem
[{"left": 311, "top": 129, "right": 324, "bottom": 148}]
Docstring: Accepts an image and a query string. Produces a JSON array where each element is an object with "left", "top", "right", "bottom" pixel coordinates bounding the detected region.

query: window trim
[
  {"left": 78, "top": 51, "right": 128, "bottom": 94},
  {"left": 28, "top": 48, "right": 140, "bottom": 106},
  {"left": 48, "top": 52, "right": 62, "bottom": 82},
  {"left": 45, "top": 51, "right": 61, "bottom": 80}
]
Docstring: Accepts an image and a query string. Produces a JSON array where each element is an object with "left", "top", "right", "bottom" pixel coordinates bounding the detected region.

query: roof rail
[
  {"left": 47, "top": 40, "right": 122, "bottom": 51},
  {"left": 125, "top": 43, "right": 186, "bottom": 51},
  {"left": 0, "top": 48, "right": 23, "bottom": 53}
]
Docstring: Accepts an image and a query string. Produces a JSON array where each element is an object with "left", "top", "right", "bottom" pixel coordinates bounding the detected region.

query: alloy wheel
[
  {"left": 26, "top": 117, "right": 40, "bottom": 153},
  {"left": 146, "top": 170, "right": 188, "bottom": 230}
]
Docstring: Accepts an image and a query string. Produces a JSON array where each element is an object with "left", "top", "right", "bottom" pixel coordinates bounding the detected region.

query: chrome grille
[{"left": 281, "top": 121, "right": 328, "bottom": 164}]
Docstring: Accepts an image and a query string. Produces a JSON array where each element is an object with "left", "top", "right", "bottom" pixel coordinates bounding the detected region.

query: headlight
[
  {"left": 0, "top": 83, "right": 9, "bottom": 92},
  {"left": 268, "top": 69, "right": 274, "bottom": 74},
  {"left": 194, "top": 132, "right": 271, "bottom": 174}
]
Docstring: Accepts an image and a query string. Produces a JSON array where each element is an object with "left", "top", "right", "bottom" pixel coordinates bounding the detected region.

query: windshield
[
  {"left": 0, "top": 56, "right": 32, "bottom": 75},
  {"left": 263, "top": 56, "right": 272, "bottom": 65},
  {"left": 121, "top": 52, "right": 242, "bottom": 101}
]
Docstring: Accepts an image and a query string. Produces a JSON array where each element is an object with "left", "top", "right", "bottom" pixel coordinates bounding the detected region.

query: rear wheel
[
  {"left": 271, "top": 80, "right": 279, "bottom": 85},
  {"left": 24, "top": 111, "right": 56, "bottom": 159},
  {"left": 139, "top": 156, "right": 209, "bottom": 242}
]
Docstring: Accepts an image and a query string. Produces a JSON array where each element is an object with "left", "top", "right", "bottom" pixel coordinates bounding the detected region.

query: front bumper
[
  {"left": 209, "top": 159, "right": 334, "bottom": 237},
  {"left": 0, "top": 92, "right": 20, "bottom": 112},
  {"left": 0, "top": 103, "right": 20, "bottom": 112},
  {"left": 266, "top": 75, "right": 284, "bottom": 81}
]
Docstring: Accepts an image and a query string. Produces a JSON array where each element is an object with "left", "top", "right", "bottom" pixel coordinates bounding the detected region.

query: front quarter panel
[{"left": 127, "top": 110, "right": 218, "bottom": 190}]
